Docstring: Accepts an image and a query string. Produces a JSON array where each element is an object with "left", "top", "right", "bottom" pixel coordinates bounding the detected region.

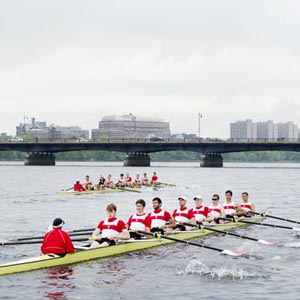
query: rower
[
  {"left": 236, "top": 192, "right": 255, "bottom": 216},
  {"left": 125, "top": 172, "right": 133, "bottom": 187},
  {"left": 173, "top": 196, "right": 196, "bottom": 231},
  {"left": 134, "top": 174, "right": 143, "bottom": 187},
  {"left": 74, "top": 179, "right": 85, "bottom": 192},
  {"left": 83, "top": 175, "right": 93, "bottom": 190},
  {"left": 222, "top": 190, "right": 241, "bottom": 218},
  {"left": 104, "top": 174, "right": 115, "bottom": 188},
  {"left": 116, "top": 173, "right": 126, "bottom": 187},
  {"left": 189, "top": 195, "right": 210, "bottom": 223},
  {"left": 142, "top": 173, "right": 150, "bottom": 186},
  {"left": 90, "top": 203, "right": 130, "bottom": 248},
  {"left": 41, "top": 218, "right": 74, "bottom": 255},
  {"left": 148, "top": 197, "right": 175, "bottom": 233},
  {"left": 206, "top": 194, "right": 226, "bottom": 223},
  {"left": 96, "top": 175, "right": 106, "bottom": 190},
  {"left": 150, "top": 172, "right": 158, "bottom": 185},
  {"left": 127, "top": 199, "right": 150, "bottom": 239}
]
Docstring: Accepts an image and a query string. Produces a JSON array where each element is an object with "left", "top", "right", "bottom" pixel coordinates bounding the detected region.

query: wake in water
[
  {"left": 285, "top": 242, "right": 300, "bottom": 248},
  {"left": 177, "top": 259, "right": 270, "bottom": 281}
]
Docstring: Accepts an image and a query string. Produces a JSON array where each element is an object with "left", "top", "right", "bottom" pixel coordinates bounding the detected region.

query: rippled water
[{"left": 0, "top": 161, "right": 300, "bottom": 299}]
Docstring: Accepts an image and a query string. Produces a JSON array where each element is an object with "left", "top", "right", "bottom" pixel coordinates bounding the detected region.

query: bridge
[{"left": 1, "top": 138, "right": 300, "bottom": 167}]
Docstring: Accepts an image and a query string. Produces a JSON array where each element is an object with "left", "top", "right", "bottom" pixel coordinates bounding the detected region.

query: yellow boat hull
[{"left": 0, "top": 217, "right": 262, "bottom": 276}]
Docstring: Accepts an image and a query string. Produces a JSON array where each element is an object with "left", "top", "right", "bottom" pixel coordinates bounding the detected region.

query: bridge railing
[{"left": 1, "top": 137, "right": 300, "bottom": 143}]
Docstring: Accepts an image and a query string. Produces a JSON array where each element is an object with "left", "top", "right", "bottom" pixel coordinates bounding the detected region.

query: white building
[{"left": 92, "top": 114, "right": 171, "bottom": 140}]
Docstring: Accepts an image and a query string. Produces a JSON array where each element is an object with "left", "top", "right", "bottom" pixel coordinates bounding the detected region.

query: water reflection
[
  {"left": 41, "top": 267, "right": 75, "bottom": 300},
  {"left": 92, "top": 259, "right": 134, "bottom": 287}
]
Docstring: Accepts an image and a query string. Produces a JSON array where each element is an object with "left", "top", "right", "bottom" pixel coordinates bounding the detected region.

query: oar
[
  {"left": 154, "top": 182, "right": 176, "bottom": 187},
  {"left": 4, "top": 230, "right": 95, "bottom": 242},
  {"left": 136, "top": 230, "right": 246, "bottom": 257},
  {"left": 218, "top": 217, "right": 300, "bottom": 232},
  {"left": 118, "top": 187, "right": 141, "bottom": 193},
  {"left": 182, "top": 222, "right": 278, "bottom": 245},
  {"left": 0, "top": 237, "right": 93, "bottom": 246},
  {"left": 250, "top": 211, "right": 300, "bottom": 225},
  {"left": 62, "top": 187, "right": 73, "bottom": 191}
]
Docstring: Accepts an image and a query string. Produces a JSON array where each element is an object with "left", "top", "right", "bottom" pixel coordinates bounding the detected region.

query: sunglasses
[{"left": 212, "top": 198, "right": 218, "bottom": 200}]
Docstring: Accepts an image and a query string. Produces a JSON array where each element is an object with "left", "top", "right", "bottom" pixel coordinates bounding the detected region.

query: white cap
[
  {"left": 76, "top": 179, "right": 80, "bottom": 182},
  {"left": 193, "top": 195, "right": 203, "bottom": 200},
  {"left": 178, "top": 196, "right": 187, "bottom": 201}
]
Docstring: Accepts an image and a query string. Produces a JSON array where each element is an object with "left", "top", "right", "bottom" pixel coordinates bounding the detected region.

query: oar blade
[
  {"left": 292, "top": 227, "right": 300, "bottom": 232},
  {"left": 258, "top": 239, "right": 278, "bottom": 245},
  {"left": 221, "top": 249, "right": 246, "bottom": 257}
]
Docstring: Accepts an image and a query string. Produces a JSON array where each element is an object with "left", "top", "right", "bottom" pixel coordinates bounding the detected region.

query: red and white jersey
[
  {"left": 148, "top": 209, "right": 172, "bottom": 228},
  {"left": 189, "top": 206, "right": 209, "bottom": 222},
  {"left": 240, "top": 202, "right": 252, "bottom": 212},
  {"left": 118, "top": 177, "right": 126, "bottom": 184},
  {"left": 223, "top": 201, "right": 237, "bottom": 215},
  {"left": 173, "top": 207, "right": 195, "bottom": 223},
  {"left": 208, "top": 204, "right": 222, "bottom": 218},
  {"left": 135, "top": 178, "right": 142, "bottom": 184},
  {"left": 97, "top": 217, "right": 127, "bottom": 239},
  {"left": 172, "top": 207, "right": 195, "bottom": 223},
  {"left": 127, "top": 213, "right": 150, "bottom": 231},
  {"left": 142, "top": 177, "right": 149, "bottom": 183}
]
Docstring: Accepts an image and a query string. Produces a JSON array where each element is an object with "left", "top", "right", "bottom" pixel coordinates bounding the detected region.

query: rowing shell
[
  {"left": 0, "top": 217, "right": 262, "bottom": 276},
  {"left": 57, "top": 188, "right": 124, "bottom": 195}
]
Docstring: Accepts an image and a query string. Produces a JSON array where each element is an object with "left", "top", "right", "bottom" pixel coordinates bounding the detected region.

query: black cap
[{"left": 52, "top": 218, "right": 65, "bottom": 228}]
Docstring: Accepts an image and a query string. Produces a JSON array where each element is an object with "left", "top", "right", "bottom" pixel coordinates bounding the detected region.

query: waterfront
[{"left": 0, "top": 162, "right": 300, "bottom": 299}]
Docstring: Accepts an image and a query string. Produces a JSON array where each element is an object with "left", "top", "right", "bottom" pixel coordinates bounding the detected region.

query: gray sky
[{"left": 1, "top": 0, "right": 300, "bottom": 137}]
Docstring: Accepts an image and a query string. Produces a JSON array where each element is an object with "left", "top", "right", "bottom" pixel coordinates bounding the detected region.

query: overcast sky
[{"left": 1, "top": 0, "right": 300, "bottom": 137}]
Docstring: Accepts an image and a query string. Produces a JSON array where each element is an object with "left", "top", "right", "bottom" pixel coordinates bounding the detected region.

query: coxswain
[
  {"left": 41, "top": 218, "right": 74, "bottom": 255},
  {"left": 150, "top": 172, "right": 158, "bottom": 185},
  {"left": 127, "top": 199, "right": 150, "bottom": 239},
  {"left": 206, "top": 194, "right": 226, "bottom": 223},
  {"left": 189, "top": 195, "right": 210, "bottom": 223},
  {"left": 83, "top": 175, "right": 93, "bottom": 190},
  {"left": 236, "top": 192, "right": 255, "bottom": 216},
  {"left": 172, "top": 196, "right": 196, "bottom": 231},
  {"left": 90, "top": 203, "right": 130, "bottom": 248},
  {"left": 148, "top": 197, "right": 175, "bottom": 234},
  {"left": 74, "top": 179, "right": 85, "bottom": 192}
]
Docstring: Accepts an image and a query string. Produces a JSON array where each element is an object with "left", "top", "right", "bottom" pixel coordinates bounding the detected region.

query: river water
[{"left": 0, "top": 161, "right": 300, "bottom": 300}]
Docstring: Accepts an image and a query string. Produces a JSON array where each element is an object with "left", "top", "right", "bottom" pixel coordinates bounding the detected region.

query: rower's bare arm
[
  {"left": 190, "top": 217, "right": 196, "bottom": 225},
  {"left": 168, "top": 217, "right": 176, "bottom": 229},
  {"left": 220, "top": 207, "right": 226, "bottom": 218},
  {"left": 92, "top": 228, "right": 100, "bottom": 239},
  {"left": 118, "top": 229, "right": 130, "bottom": 240}
]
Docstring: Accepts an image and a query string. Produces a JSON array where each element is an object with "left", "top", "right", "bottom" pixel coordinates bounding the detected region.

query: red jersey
[
  {"left": 151, "top": 175, "right": 158, "bottom": 182},
  {"left": 126, "top": 176, "right": 132, "bottom": 182},
  {"left": 41, "top": 228, "right": 74, "bottom": 254},
  {"left": 74, "top": 183, "right": 85, "bottom": 191}
]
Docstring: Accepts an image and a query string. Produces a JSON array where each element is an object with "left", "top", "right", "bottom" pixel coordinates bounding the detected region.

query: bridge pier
[
  {"left": 24, "top": 153, "right": 56, "bottom": 166},
  {"left": 124, "top": 153, "right": 150, "bottom": 167},
  {"left": 200, "top": 153, "right": 223, "bottom": 167}
]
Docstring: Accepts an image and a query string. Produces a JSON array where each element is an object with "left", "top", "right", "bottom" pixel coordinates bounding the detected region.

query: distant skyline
[{"left": 1, "top": 1, "right": 300, "bottom": 137}]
